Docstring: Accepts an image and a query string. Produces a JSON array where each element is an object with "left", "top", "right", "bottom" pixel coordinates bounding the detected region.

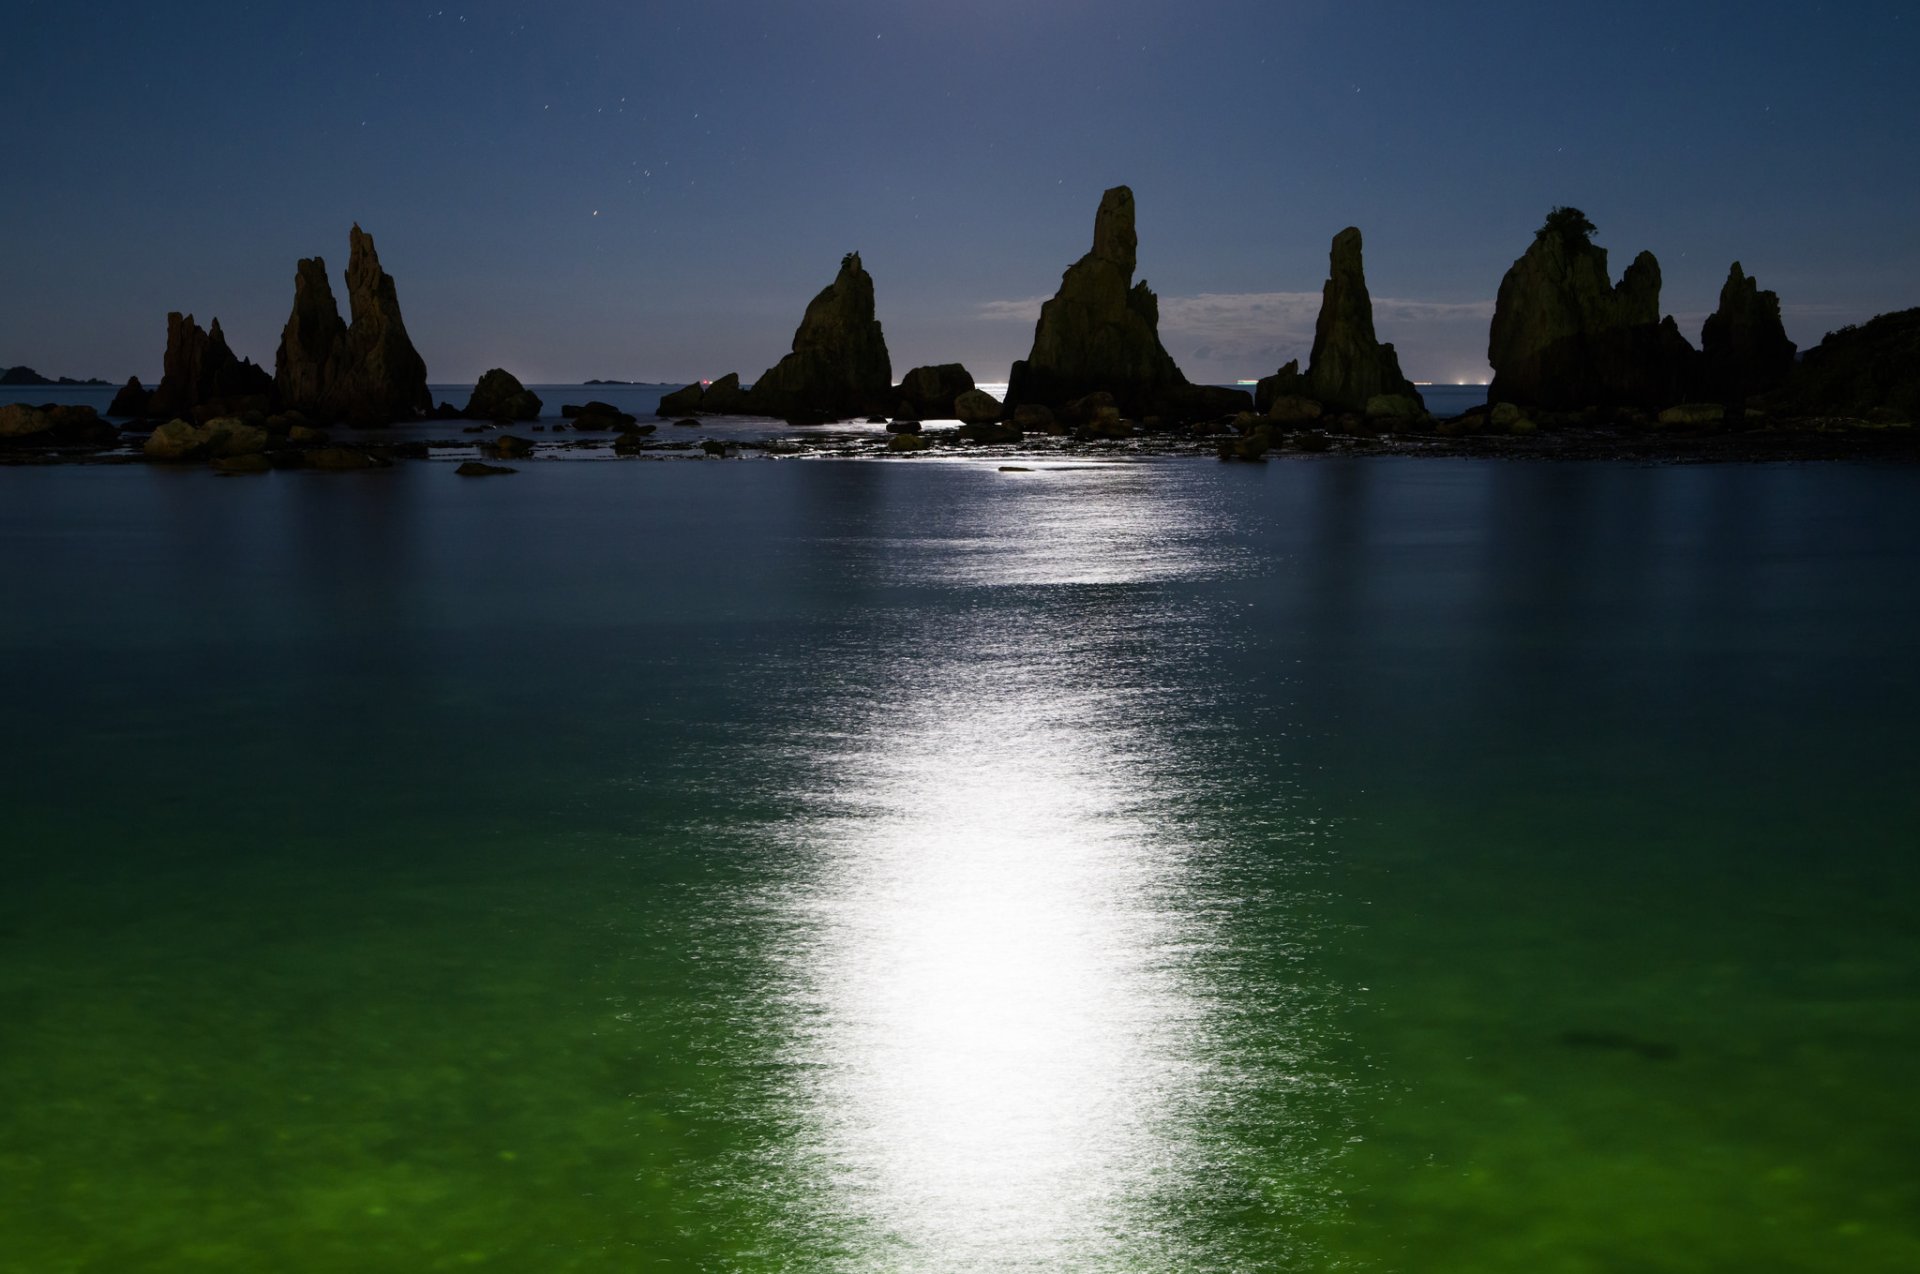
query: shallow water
[{"left": 1, "top": 458, "right": 1914, "bottom": 1271}]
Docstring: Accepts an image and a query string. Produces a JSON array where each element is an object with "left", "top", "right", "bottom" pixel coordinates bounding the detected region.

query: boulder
[
  {"left": 1784, "top": 308, "right": 1920, "bottom": 420},
  {"left": 954, "top": 388, "right": 1004, "bottom": 425},
  {"left": 701, "top": 372, "right": 750, "bottom": 413},
  {"left": 895, "top": 363, "right": 975, "bottom": 418},
  {"left": 1267, "top": 395, "right": 1323, "bottom": 424},
  {"left": 273, "top": 226, "right": 432, "bottom": 424},
  {"left": 203, "top": 418, "right": 268, "bottom": 457},
  {"left": 456, "top": 460, "right": 516, "bottom": 476},
  {"left": 744, "top": 255, "right": 892, "bottom": 419},
  {"left": 887, "top": 431, "right": 933, "bottom": 452},
  {"left": 147, "top": 313, "right": 273, "bottom": 420},
  {"left": 612, "top": 431, "right": 650, "bottom": 455},
  {"left": 1004, "top": 186, "right": 1192, "bottom": 419},
  {"left": 108, "top": 377, "right": 150, "bottom": 418},
  {"left": 0, "top": 403, "right": 52, "bottom": 439},
  {"left": 1657, "top": 402, "right": 1727, "bottom": 428},
  {"left": 1701, "top": 262, "right": 1796, "bottom": 403},
  {"left": 1487, "top": 208, "right": 1698, "bottom": 410},
  {"left": 1304, "top": 228, "right": 1424, "bottom": 414},
  {"left": 492, "top": 434, "right": 535, "bottom": 459},
  {"left": 956, "top": 421, "right": 1022, "bottom": 444},
  {"left": 463, "top": 369, "right": 542, "bottom": 421},
  {"left": 1364, "top": 393, "right": 1423, "bottom": 421},
  {"left": 143, "top": 419, "right": 208, "bottom": 460},
  {"left": 305, "top": 447, "right": 383, "bottom": 471},
  {"left": 885, "top": 419, "right": 923, "bottom": 434}
]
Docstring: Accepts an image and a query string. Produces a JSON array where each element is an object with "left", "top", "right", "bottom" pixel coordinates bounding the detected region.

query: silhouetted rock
[
  {"left": 1005, "top": 186, "right": 1191, "bottom": 418},
  {"left": 896, "top": 363, "right": 975, "bottom": 418},
  {"left": 1304, "top": 228, "right": 1423, "bottom": 414},
  {"left": 1254, "top": 360, "right": 1306, "bottom": 414},
  {"left": 148, "top": 313, "right": 273, "bottom": 420},
  {"left": 108, "top": 377, "right": 150, "bottom": 417},
  {"left": 1487, "top": 208, "right": 1698, "bottom": 410},
  {"left": 463, "top": 369, "right": 542, "bottom": 421},
  {"left": 0, "top": 366, "right": 52, "bottom": 386},
  {"left": 1784, "top": 308, "right": 1920, "bottom": 420},
  {"left": 744, "top": 254, "right": 892, "bottom": 419},
  {"left": 1701, "top": 263, "right": 1796, "bottom": 403},
  {"left": 456, "top": 460, "right": 516, "bottom": 476},
  {"left": 272, "top": 226, "right": 431, "bottom": 424},
  {"left": 954, "top": 388, "right": 1003, "bottom": 424},
  {"left": 492, "top": 434, "right": 534, "bottom": 459},
  {"left": 702, "top": 372, "right": 750, "bottom": 413}
]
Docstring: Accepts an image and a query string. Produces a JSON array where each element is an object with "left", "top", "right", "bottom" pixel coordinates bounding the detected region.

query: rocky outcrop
[
  {"left": 463, "top": 369, "right": 542, "bottom": 421},
  {"left": 108, "top": 377, "right": 150, "bottom": 417},
  {"left": 1304, "top": 228, "right": 1423, "bottom": 414},
  {"left": 1784, "top": 308, "right": 1920, "bottom": 420},
  {"left": 895, "top": 363, "right": 975, "bottom": 419},
  {"left": 147, "top": 313, "right": 273, "bottom": 420},
  {"left": 1004, "top": 186, "right": 1191, "bottom": 418},
  {"left": 657, "top": 372, "right": 748, "bottom": 416},
  {"left": 273, "top": 226, "right": 431, "bottom": 424},
  {"left": 1254, "top": 360, "right": 1305, "bottom": 414},
  {"left": 1701, "top": 263, "right": 1796, "bottom": 403},
  {"left": 743, "top": 254, "right": 892, "bottom": 419},
  {"left": 953, "top": 388, "right": 1004, "bottom": 424},
  {"left": 1487, "top": 208, "right": 1698, "bottom": 410}
]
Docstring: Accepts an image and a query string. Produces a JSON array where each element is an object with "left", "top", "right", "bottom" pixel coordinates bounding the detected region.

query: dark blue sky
[{"left": 6, "top": 1, "right": 1917, "bottom": 385}]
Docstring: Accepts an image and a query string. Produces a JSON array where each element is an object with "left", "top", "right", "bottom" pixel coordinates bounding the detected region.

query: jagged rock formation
[
  {"left": 657, "top": 372, "right": 749, "bottom": 416},
  {"left": 108, "top": 377, "right": 150, "bottom": 417},
  {"left": 1004, "top": 186, "right": 1188, "bottom": 418},
  {"left": 1254, "top": 360, "right": 1305, "bottom": 414},
  {"left": 147, "top": 313, "right": 273, "bottom": 420},
  {"left": 1487, "top": 208, "right": 1698, "bottom": 410},
  {"left": 743, "top": 253, "right": 893, "bottom": 419},
  {"left": 1304, "top": 228, "right": 1423, "bottom": 414},
  {"left": 273, "top": 225, "right": 430, "bottom": 424},
  {"left": 1701, "top": 263, "right": 1796, "bottom": 402},
  {"left": 463, "top": 369, "right": 542, "bottom": 421},
  {"left": 1784, "top": 308, "right": 1920, "bottom": 420},
  {"left": 895, "top": 363, "right": 975, "bottom": 418}
]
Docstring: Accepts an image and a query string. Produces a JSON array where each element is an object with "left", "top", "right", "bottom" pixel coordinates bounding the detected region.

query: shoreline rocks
[{"left": 463, "top": 369, "right": 542, "bottom": 422}]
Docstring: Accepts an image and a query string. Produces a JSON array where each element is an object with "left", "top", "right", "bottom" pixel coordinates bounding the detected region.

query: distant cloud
[{"left": 976, "top": 290, "right": 1498, "bottom": 382}]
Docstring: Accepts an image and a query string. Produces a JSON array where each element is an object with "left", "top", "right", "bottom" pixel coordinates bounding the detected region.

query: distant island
[{"left": 2, "top": 366, "right": 110, "bottom": 387}]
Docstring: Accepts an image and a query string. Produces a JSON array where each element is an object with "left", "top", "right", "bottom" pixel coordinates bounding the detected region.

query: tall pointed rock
[
  {"left": 1005, "top": 186, "right": 1189, "bottom": 417},
  {"left": 1304, "top": 227, "right": 1422, "bottom": 413},
  {"left": 1700, "top": 262, "right": 1796, "bottom": 402},
  {"left": 274, "top": 257, "right": 349, "bottom": 416},
  {"left": 273, "top": 225, "right": 430, "bottom": 423},
  {"left": 743, "top": 252, "right": 892, "bottom": 419}
]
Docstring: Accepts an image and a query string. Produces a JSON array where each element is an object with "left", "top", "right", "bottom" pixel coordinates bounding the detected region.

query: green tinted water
[{"left": 1, "top": 459, "right": 1914, "bottom": 1271}]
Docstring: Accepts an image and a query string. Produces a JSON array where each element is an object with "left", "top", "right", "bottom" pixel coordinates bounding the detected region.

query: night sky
[{"left": 6, "top": 1, "right": 1917, "bottom": 386}]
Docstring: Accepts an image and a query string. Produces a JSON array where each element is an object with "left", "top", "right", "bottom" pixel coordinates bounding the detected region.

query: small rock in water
[{"left": 455, "top": 460, "right": 516, "bottom": 477}]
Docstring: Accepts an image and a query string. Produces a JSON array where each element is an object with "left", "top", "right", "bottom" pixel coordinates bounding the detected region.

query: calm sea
[{"left": 1, "top": 454, "right": 1914, "bottom": 1271}]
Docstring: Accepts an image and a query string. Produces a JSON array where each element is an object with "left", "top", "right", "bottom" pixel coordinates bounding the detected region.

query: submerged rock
[
  {"left": 273, "top": 226, "right": 431, "bottom": 424},
  {"left": 1004, "top": 185, "right": 1191, "bottom": 419},
  {"left": 147, "top": 313, "right": 273, "bottom": 420},
  {"left": 456, "top": 460, "right": 516, "bottom": 476},
  {"left": 744, "top": 254, "right": 893, "bottom": 420},
  {"left": 1487, "top": 208, "right": 1698, "bottom": 410},
  {"left": 1701, "top": 263, "right": 1797, "bottom": 403},
  {"left": 1304, "top": 228, "right": 1423, "bottom": 415},
  {"left": 463, "top": 369, "right": 542, "bottom": 421}
]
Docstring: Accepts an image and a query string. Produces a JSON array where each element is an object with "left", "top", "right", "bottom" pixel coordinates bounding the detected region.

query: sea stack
[
  {"left": 1700, "top": 263, "right": 1796, "bottom": 403},
  {"left": 1304, "top": 227, "right": 1423, "bottom": 414},
  {"left": 273, "top": 225, "right": 431, "bottom": 424},
  {"left": 147, "top": 313, "right": 273, "bottom": 421},
  {"left": 1487, "top": 207, "right": 1697, "bottom": 410},
  {"left": 1004, "top": 186, "right": 1187, "bottom": 419},
  {"left": 743, "top": 253, "right": 892, "bottom": 420},
  {"left": 894, "top": 363, "right": 976, "bottom": 419}
]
